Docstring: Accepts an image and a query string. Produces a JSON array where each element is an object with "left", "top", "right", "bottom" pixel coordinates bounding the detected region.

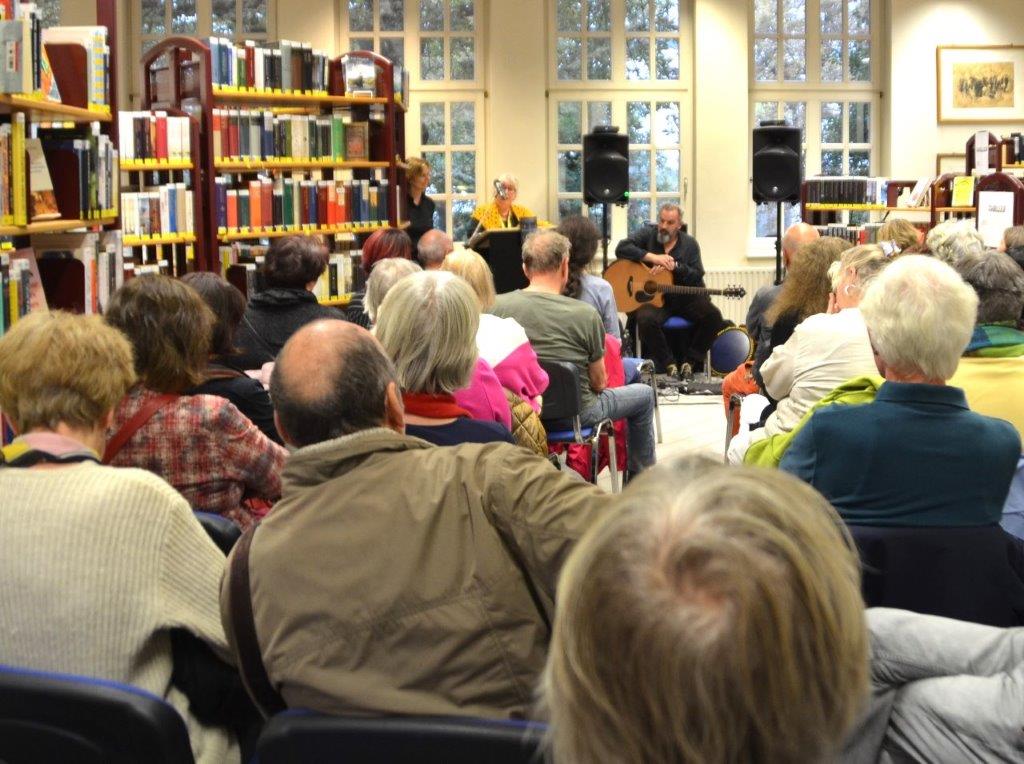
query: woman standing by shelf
[{"left": 405, "top": 156, "right": 436, "bottom": 250}]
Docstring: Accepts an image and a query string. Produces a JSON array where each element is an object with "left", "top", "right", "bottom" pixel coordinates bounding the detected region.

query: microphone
[{"left": 494, "top": 179, "right": 507, "bottom": 200}]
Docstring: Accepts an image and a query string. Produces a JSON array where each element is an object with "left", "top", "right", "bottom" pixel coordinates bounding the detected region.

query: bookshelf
[
  {"left": 140, "top": 38, "right": 407, "bottom": 275},
  {"left": 799, "top": 178, "right": 925, "bottom": 241}
]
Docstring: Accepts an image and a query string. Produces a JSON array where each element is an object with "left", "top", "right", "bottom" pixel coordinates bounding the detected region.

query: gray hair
[
  {"left": 861, "top": 255, "right": 978, "bottom": 381},
  {"left": 956, "top": 251, "right": 1024, "bottom": 324},
  {"left": 496, "top": 172, "right": 519, "bottom": 194},
  {"left": 522, "top": 229, "right": 571, "bottom": 274},
  {"left": 658, "top": 202, "right": 683, "bottom": 221},
  {"left": 416, "top": 230, "right": 453, "bottom": 269},
  {"left": 925, "top": 220, "right": 985, "bottom": 265},
  {"left": 374, "top": 270, "right": 479, "bottom": 394},
  {"left": 365, "top": 258, "right": 422, "bottom": 323},
  {"left": 836, "top": 244, "right": 890, "bottom": 291}
]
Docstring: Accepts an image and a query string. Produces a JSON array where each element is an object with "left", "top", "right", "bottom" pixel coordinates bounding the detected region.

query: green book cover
[
  {"left": 238, "top": 190, "right": 250, "bottom": 228},
  {"left": 283, "top": 180, "right": 294, "bottom": 227},
  {"left": 332, "top": 115, "right": 343, "bottom": 160}
]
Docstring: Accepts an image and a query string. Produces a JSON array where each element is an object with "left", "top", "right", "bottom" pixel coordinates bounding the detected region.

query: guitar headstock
[{"left": 723, "top": 285, "right": 747, "bottom": 299}]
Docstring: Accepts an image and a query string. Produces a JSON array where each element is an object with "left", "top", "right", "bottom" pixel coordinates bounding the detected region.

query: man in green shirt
[{"left": 492, "top": 230, "right": 656, "bottom": 474}]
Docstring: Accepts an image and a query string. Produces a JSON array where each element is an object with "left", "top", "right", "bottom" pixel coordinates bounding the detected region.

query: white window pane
[
  {"left": 420, "top": 38, "right": 445, "bottom": 79},
  {"left": 420, "top": 0, "right": 443, "bottom": 31},
  {"left": 849, "top": 0, "right": 870, "bottom": 35},
  {"left": 452, "top": 151, "right": 476, "bottom": 192},
  {"left": 588, "top": 202, "right": 605, "bottom": 231},
  {"left": 626, "top": 37, "right": 650, "bottom": 80},
  {"left": 588, "top": 37, "right": 612, "bottom": 79},
  {"left": 629, "top": 149, "right": 651, "bottom": 191},
  {"left": 654, "top": 0, "right": 679, "bottom": 32},
  {"left": 654, "top": 101, "right": 680, "bottom": 144},
  {"left": 424, "top": 150, "right": 447, "bottom": 193},
  {"left": 754, "top": 38, "right": 778, "bottom": 81},
  {"left": 348, "top": 0, "right": 373, "bottom": 32},
  {"left": 433, "top": 199, "right": 447, "bottom": 232},
  {"left": 420, "top": 103, "right": 445, "bottom": 144},
  {"left": 849, "top": 39, "right": 871, "bottom": 81},
  {"left": 655, "top": 38, "right": 679, "bottom": 80},
  {"left": 848, "top": 102, "right": 870, "bottom": 143},
  {"left": 625, "top": 0, "right": 650, "bottom": 31},
  {"left": 820, "top": 0, "right": 842, "bottom": 34},
  {"left": 451, "top": 102, "right": 475, "bottom": 144},
  {"left": 243, "top": 0, "right": 267, "bottom": 33},
  {"left": 450, "top": 37, "right": 475, "bottom": 79},
  {"left": 783, "top": 38, "right": 806, "bottom": 81},
  {"left": 849, "top": 150, "right": 870, "bottom": 176},
  {"left": 756, "top": 201, "right": 801, "bottom": 237},
  {"left": 628, "top": 101, "right": 651, "bottom": 143},
  {"left": 38, "top": 0, "right": 61, "bottom": 27},
  {"left": 212, "top": 0, "right": 234, "bottom": 36},
  {"left": 142, "top": 0, "right": 165, "bottom": 35},
  {"left": 755, "top": 101, "right": 778, "bottom": 125},
  {"left": 558, "top": 150, "right": 583, "bottom": 193},
  {"left": 380, "top": 0, "right": 404, "bottom": 31},
  {"left": 783, "top": 0, "right": 805, "bottom": 34},
  {"left": 451, "top": 0, "right": 475, "bottom": 32},
  {"left": 557, "top": 0, "right": 582, "bottom": 32},
  {"left": 588, "top": 101, "right": 612, "bottom": 130},
  {"left": 821, "top": 38, "right": 843, "bottom": 81},
  {"left": 754, "top": 0, "right": 777, "bottom": 35},
  {"left": 381, "top": 38, "right": 405, "bottom": 68},
  {"left": 821, "top": 149, "right": 843, "bottom": 175},
  {"left": 559, "top": 198, "right": 584, "bottom": 220},
  {"left": 821, "top": 101, "right": 842, "bottom": 143},
  {"left": 784, "top": 101, "right": 806, "bottom": 130},
  {"left": 557, "top": 37, "right": 583, "bottom": 80},
  {"left": 628, "top": 198, "right": 652, "bottom": 232},
  {"left": 172, "top": 0, "right": 197, "bottom": 33},
  {"left": 558, "top": 102, "right": 583, "bottom": 144},
  {"left": 452, "top": 199, "right": 476, "bottom": 241},
  {"left": 656, "top": 150, "right": 680, "bottom": 192},
  {"left": 588, "top": 0, "right": 611, "bottom": 31},
  {"left": 351, "top": 38, "right": 374, "bottom": 52}
]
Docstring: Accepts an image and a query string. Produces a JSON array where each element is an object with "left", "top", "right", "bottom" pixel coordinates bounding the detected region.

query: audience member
[
  {"left": 416, "top": 228, "right": 454, "bottom": 270},
  {"left": 493, "top": 230, "right": 657, "bottom": 475},
  {"left": 441, "top": 249, "right": 548, "bottom": 411},
  {"left": 221, "top": 320, "right": 610, "bottom": 718},
  {"left": 0, "top": 312, "right": 237, "bottom": 763},
  {"left": 781, "top": 256, "right": 1020, "bottom": 525},
  {"left": 843, "top": 608, "right": 1024, "bottom": 763},
  {"left": 877, "top": 218, "right": 924, "bottom": 253},
  {"left": 1001, "top": 224, "right": 1024, "bottom": 274},
  {"left": 345, "top": 227, "right": 414, "bottom": 328},
  {"left": 731, "top": 244, "right": 883, "bottom": 464},
  {"left": 540, "top": 456, "right": 868, "bottom": 764},
  {"left": 364, "top": 257, "right": 421, "bottom": 324},
  {"left": 557, "top": 214, "right": 621, "bottom": 340},
  {"left": 105, "top": 275, "right": 286, "bottom": 529},
  {"left": 182, "top": 272, "right": 280, "bottom": 444},
  {"left": 926, "top": 219, "right": 985, "bottom": 265},
  {"left": 233, "top": 235, "right": 347, "bottom": 368},
  {"left": 376, "top": 271, "right": 513, "bottom": 445}
]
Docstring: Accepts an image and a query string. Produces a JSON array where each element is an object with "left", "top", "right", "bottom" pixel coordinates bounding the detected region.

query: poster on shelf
[{"left": 977, "top": 190, "right": 1015, "bottom": 247}]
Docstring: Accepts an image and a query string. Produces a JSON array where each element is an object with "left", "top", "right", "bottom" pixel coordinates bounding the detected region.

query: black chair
[
  {"left": 849, "top": 523, "right": 1024, "bottom": 627},
  {"left": 0, "top": 663, "right": 194, "bottom": 764},
  {"left": 256, "top": 711, "right": 546, "bottom": 764},
  {"left": 537, "top": 359, "right": 619, "bottom": 492},
  {"left": 194, "top": 511, "right": 242, "bottom": 553}
]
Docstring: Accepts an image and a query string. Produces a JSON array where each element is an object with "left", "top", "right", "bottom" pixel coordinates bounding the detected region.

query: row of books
[
  {"left": 814, "top": 223, "right": 884, "bottom": 245},
  {"left": 214, "top": 176, "right": 389, "bottom": 231},
  {"left": 118, "top": 111, "right": 192, "bottom": 163},
  {"left": 212, "top": 109, "right": 369, "bottom": 163},
  {"left": 207, "top": 37, "right": 329, "bottom": 94},
  {"left": 121, "top": 184, "right": 195, "bottom": 239},
  {"left": 805, "top": 177, "right": 889, "bottom": 206},
  {"left": 223, "top": 246, "right": 361, "bottom": 300},
  {"left": 0, "top": 3, "right": 44, "bottom": 95}
]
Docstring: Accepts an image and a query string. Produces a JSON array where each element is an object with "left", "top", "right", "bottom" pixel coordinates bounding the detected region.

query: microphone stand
[{"left": 600, "top": 201, "right": 611, "bottom": 271}]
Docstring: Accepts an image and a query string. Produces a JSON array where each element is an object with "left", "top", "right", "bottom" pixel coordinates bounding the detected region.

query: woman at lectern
[
  {"left": 470, "top": 173, "right": 536, "bottom": 232},
  {"left": 404, "top": 156, "right": 436, "bottom": 250}
]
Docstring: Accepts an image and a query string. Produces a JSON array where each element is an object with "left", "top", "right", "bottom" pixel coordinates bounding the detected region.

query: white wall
[{"left": 888, "top": 0, "right": 1024, "bottom": 178}]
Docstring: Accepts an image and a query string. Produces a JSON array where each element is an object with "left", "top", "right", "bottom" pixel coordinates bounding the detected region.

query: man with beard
[{"left": 615, "top": 203, "right": 729, "bottom": 377}]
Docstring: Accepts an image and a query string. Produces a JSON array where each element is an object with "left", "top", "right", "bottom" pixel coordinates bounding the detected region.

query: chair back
[
  {"left": 194, "top": 511, "right": 242, "bottom": 554},
  {"left": 537, "top": 359, "right": 583, "bottom": 422},
  {"left": 256, "top": 711, "right": 546, "bottom": 764},
  {"left": 849, "top": 523, "right": 1024, "bottom": 627},
  {"left": 709, "top": 326, "right": 753, "bottom": 375},
  {"left": 0, "top": 664, "right": 194, "bottom": 764}
]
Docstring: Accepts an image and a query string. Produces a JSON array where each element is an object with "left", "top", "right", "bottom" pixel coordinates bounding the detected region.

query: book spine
[{"left": 11, "top": 112, "right": 25, "bottom": 225}]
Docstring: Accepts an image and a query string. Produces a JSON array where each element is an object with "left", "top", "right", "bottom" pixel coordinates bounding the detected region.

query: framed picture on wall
[{"left": 937, "top": 45, "right": 1024, "bottom": 124}]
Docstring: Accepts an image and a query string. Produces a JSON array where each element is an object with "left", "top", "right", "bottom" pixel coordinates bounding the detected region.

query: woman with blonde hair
[
  {"left": 541, "top": 456, "right": 868, "bottom": 764},
  {"left": 105, "top": 275, "right": 287, "bottom": 529},
  {"left": 0, "top": 311, "right": 238, "bottom": 763},
  {"left": 404, "top": 156, "right": 436, "bottom": 250},
  {"left": 878, "top": 217, "right": 924, "bottom": 253},
  {"left": 375, "top": 271, "right": 515, "bottom": 446}
]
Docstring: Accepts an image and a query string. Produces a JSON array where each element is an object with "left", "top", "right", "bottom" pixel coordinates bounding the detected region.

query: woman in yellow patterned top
[{"left": 470, "top": 173, "right": 536, "bottom": 231}]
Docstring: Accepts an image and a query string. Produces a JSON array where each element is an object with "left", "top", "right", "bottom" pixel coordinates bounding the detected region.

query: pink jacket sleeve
[
  {"left": 454, "top": 358, "right": 513, "bottom": 430},
  {"left": 491, "top": 343, "right": 549, "bottom": 413}
]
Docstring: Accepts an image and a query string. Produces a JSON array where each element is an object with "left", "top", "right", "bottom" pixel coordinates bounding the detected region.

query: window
[
  {"left": 136, "top": 0, "right": 273, "bottom": 68},
  {"left": 750, "top": 0, "right": 880, "bottom": 243},
  {"left": 37, "top": 0, "right": 61, "bottom": 27},
  {"left": 341, "top": 2, "right": 484, "bottom": 239},
  {"left": 548, "top": 1, "right": 691, "bottom": 245}
]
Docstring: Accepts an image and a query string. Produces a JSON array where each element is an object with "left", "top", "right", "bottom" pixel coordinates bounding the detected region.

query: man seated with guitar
[{"left": 614, "top": 203, "right": 730, "bottom": 377}]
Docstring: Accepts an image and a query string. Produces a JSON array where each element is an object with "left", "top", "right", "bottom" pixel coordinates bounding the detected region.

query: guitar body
[{"left": 604, "top": 259, "right": 672, "bottom": 311}]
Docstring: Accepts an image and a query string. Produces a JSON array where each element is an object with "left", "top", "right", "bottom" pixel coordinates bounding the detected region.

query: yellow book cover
[
  {"left": 11, "top": 112, "right": 27, "bottom": 226},
  {"left": 951, "top": 175, "right": 976, "bottom": 208}
]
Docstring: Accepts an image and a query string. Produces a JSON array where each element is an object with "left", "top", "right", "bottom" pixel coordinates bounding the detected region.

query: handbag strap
[
  {"left": 102, "top": 393, "right": 179, "bottom": 464},
  {"left": 229, "top": 525, "right": 287, "bottom": 717}
]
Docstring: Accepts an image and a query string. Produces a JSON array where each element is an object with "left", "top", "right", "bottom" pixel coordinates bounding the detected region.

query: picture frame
[
  {"left": 935, "top": 152, "right": 966, "bottom": 176},
  {"left": 936, "top": 45, "right": 1024, "bottom": 124}
]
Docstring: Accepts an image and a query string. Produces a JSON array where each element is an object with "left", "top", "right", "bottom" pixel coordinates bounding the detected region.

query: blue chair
[
  {"left": 538, "top": 359, "right": 619, "bottom": 492},
  {"left": 0, "top": 663, "right": 194, "bottom": 763},
  {"left": 632, "top": 316, "right": 693, "bottom": 362},
  {"left": 709, "top": 326, "right": 753, "bottom": 375},
  {"left": 194, "top": 511, "right": 242, "bottom": 554},
  {"left": 256, "top": 711, "right": 546, "bottom": 764}
]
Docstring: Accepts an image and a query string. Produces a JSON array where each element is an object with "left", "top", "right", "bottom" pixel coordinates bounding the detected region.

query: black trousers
[{"left": 633, "top": 295, "right": 727, "bottom": 371}]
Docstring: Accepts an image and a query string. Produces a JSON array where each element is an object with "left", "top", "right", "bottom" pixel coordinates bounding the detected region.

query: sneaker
[
  {"left": 665, "top": 363, "right": 679, "bottom": 378},
  {"left": 678, "top": 362, "right": 693, "bottom": 380}
]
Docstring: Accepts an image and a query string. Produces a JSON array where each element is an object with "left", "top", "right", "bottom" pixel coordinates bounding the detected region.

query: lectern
[{"left": 469, "top": 229, "right": 528, "bottom": 294}]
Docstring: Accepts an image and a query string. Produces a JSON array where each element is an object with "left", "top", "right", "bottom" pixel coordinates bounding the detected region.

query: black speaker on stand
[
  {"left": 752, "top": 120, "right": 803, "bottom": 285},
  {"left": 583, "top": 125, "right": 629, "bottom": 270}
]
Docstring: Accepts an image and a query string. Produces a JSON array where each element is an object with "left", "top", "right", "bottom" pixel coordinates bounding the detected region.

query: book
[
  {"left": 0, "top": 15, "right": 32, "bottom": 94},
  {"left": 341, "top": 55, "right": 376, "bottom": 96},
  {"left": 345, "top": 122, "right": 369, "bottom": 162},
  {"left": 951, "top": 175, "right": 976, "bottom": 208},
  {"left": 26, "top": 137, "right": 59, "bottom": 221}
]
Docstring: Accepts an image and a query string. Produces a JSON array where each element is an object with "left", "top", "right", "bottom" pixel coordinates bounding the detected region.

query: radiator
[{"left": 704, "top": 267, "right": 775, "bottom": 326}]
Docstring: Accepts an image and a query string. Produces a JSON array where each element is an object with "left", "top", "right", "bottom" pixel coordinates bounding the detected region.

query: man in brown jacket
[{"left": 221, "top": 319, "right": 610, "bottom": 720}]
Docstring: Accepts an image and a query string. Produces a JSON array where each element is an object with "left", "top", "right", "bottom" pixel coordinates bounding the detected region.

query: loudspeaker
[
  {"left": 752, "top": 122, "right": 802, "bottom": 203},
  {"left": 583, "top": 127, "right": 629, "bottom": 204}
]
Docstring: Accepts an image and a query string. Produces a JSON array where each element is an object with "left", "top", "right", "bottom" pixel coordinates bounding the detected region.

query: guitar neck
[{"left": 655, "top": 284, "right": 726, "bottom": 297}]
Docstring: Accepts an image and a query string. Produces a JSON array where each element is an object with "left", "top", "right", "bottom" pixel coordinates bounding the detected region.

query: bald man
[
  {"left": 746, "top": 222, "right": 819, "bottom": 374},
  {"left": 222, "top": 320, "right": 609, "bottom": 719},
  {"left": 416, "top": 228, "right": 454, "bottom": 270}
]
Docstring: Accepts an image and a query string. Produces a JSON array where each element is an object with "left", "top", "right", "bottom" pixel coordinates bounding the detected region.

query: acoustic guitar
[{"left": 604, "top": 259, "right": 746, "bottom": 312}]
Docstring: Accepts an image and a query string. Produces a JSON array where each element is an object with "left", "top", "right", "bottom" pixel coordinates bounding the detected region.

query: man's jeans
[{"left": 580, "top": 383, "right": 656, "bottom": 473}]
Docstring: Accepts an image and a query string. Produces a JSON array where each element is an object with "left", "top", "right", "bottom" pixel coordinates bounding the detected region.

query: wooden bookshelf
[
  {"left": 0, "top": 95, "right": 112, "bottom": 123},
  {"left": 214, "top": 159, "right": 389, "bottom": 171},
  {"left": 123, "top": 232, "right": 197, "bottom": 247},
  {"left": 0, "top": 218, "right": 117, "bottom": 236},
  {"left": 218, "top": 222, "right": 388, "bottom": 241},
  {"left": 211, "top": 87, "right": 386, "bottom": 107},
  {"left": 120, "top": 159, "right": 195, "bottom": 171}
]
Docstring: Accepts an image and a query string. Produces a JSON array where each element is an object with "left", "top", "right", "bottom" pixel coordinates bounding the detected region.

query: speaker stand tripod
[
  {"left": 773, "top": 201, "right": 784, "bottom": 286},
  {"left": 597, "top": 201, "right": 611, "bottom": 271}
]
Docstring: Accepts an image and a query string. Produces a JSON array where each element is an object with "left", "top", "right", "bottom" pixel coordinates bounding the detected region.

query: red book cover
[
  {"left": 211, "top": 110, "right": 223, "bottom": 160},
  {"left": 155, "top": 115, "right": 168, "bottom": 160},
  {"left": 245, "top": 41, "right": 255, "bottom": 88},
  {"left": 226, "top": 190, "right": 238, "bottom": 229},
  {"left": 299, "top": 181, "right": 310, "bottom": 225},
  {"left": 248, "top": 180, "right": 262, "bottom": 229},
  {"left": 228, "top": 113, "right": 240, "bottom": 159},
  {"left": 317, "top": 182, "right": 328, "bottom": 226},
  {"left": 327, "top": 183, "right": 337, "bottom": 225},
  {"left": 261, "top": 180, "right": 272, "bottom": 228}
]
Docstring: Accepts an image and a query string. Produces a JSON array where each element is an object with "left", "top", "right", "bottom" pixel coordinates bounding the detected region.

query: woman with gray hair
[
  {"left": 375, "top": 271, "right": 515, "bottom": 447},
  {"left": 364, "top": 257, "right": 422, "bottom": 324},
  {"left": 781, "top": 255, "right": 1020, "bottom": 526},
  {"left": 925, "top": 219, "right": 985, "bottom": 265}
]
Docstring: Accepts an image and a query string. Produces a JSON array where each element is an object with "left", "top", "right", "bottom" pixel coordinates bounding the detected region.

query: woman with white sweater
[{"left": 0, "top": 311, "right": 238, "bottom": 764}]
